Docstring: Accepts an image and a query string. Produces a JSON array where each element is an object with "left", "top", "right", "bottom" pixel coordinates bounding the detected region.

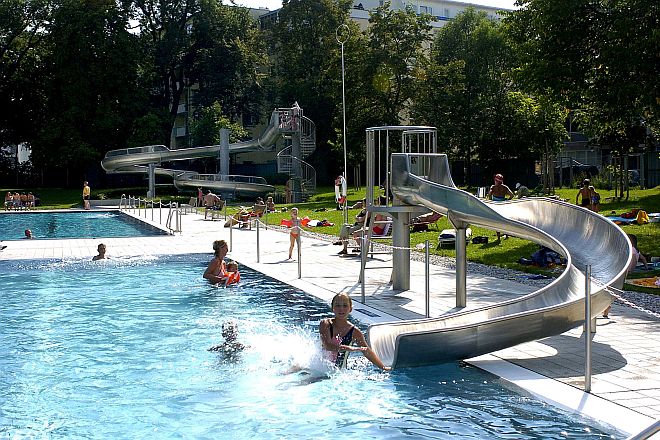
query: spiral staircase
[{"left": 276, "top": 108, "right": 317, "bottom": 201}]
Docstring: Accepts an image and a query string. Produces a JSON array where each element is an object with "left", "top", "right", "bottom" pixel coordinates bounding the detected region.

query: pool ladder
[{"left": 166, "top": 203, "right": 182, "bottom": 234}]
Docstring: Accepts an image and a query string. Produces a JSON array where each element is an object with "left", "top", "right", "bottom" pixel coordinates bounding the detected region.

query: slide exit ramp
[{"left": 367, "top": 153, "right": 631, "bottom": 369}]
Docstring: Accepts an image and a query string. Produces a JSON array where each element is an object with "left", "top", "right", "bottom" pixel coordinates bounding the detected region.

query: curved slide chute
[
  {"left": 101, "top": 111, "right": 283, "bottom": 197},
  {"left": 368, "top": 153, "right": 632, "bottom": 369}
]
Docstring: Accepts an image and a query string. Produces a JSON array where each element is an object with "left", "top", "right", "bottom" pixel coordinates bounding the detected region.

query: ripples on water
[
  {"left": 0, "top": 255, "right": 621, "bottom": 439},
  {"left": 0, "top": 211, "right": 166, "bottom": 240}
]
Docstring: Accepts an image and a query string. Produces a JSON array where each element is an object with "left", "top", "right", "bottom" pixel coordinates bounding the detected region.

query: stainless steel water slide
[
  {"left": 367, "top": 153, "right": 632, "bottom": 369},
  {"left": 101, "top": 111, "right": 283, "bottom": 197}
]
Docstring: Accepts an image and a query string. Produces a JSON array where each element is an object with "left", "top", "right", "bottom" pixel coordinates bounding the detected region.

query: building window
[
  {"left": 444, "top": 8, "right": 450, "bottom": 18},
  {"left": 420, "top": 5, "right": 432, "bottom": 14}
]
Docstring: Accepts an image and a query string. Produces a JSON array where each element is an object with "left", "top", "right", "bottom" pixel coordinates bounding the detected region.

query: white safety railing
[{"left": 119, "top": 194, "right": 182, "bottom": 234}]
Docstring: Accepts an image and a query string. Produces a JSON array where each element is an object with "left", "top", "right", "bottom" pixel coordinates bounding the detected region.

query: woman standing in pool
[
  {"left": 288, "top": 207, "right": 301, "bottom": 260},
  {"left": 319, "top": 293, "right": 391, "bottom": 371},
  {"left": 204, "top": 240, "right": 229, "bottom": 285}
]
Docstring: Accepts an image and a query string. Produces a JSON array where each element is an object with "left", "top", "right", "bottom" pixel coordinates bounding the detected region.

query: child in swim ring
[
  {"left": 225, "top": 260, "right": 241, "bottom": 285},
  {"left": 288, "top": 207, "right": 302, "bottom": 260},
  {"left": 319, "top": 293, "right": 391, "bottom": 371}
]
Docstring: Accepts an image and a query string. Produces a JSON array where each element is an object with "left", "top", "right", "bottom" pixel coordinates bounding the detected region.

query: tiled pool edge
[{"left": 468, "top": 354, "right": 656, "bottom": 436}]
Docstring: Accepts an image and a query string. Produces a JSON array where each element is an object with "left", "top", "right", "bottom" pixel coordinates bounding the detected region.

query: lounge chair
[
  {"left": 204, "top": 199, "right": 226, "bottom": 221},
  {"left": 181, "top": 197, "right": 197, "bottom": 214},
  {"left": 252, "top": 203, "right": 266, "bottom": 217},
  {"left": 410, "top": 211, "right": 442, "bottom": 232}
]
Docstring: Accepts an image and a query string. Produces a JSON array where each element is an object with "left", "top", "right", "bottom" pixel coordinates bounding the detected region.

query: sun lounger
[
  {"left": 181, "top": 197, "right": 197, "bottom": 214},
  {"left": 204, "top": 199, "right": 226, "bottom": 220},
  {"left": 410, "top": 211, "right": 442, "bottom": 232}
]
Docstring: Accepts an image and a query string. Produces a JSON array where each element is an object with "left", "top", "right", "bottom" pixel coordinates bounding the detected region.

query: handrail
[{"left": 119, "top": 194, "right": 182, "bottom": 234}]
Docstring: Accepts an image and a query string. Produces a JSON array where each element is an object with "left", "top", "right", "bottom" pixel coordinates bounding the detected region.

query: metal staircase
[{"left": 276, "top": 108, "right": 317, "bottom": 199}]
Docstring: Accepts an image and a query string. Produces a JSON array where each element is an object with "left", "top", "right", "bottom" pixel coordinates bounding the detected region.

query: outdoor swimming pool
[
  {"left": 0, "top": 211, "right": 168, "bottom": 241},
  {"left": 0, "top": 254, "right": 623, "bottom": 439}
]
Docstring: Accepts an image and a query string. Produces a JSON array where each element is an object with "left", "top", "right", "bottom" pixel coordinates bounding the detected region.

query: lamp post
[{"left": 336, "top": 23, "right": 349, "bottom": 225}]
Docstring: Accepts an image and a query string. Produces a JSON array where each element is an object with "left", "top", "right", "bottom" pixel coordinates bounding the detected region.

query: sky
[{"left": 230, "top": 0, "right": 517, "bottom": 11}]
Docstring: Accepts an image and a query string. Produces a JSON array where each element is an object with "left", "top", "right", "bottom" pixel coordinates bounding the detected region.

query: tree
[
  {"left": 269, "top": 0, "right": 352, "bottom": 176},
  {"left": 506, "top": 0, "right": 659, "bottom": 196},
  {"left": 413, "top": 8, "right": 518, "bottom": 183},
  {"left": 332, "top": 2, "right": 431, "bottom": 170},
  {"left": 189, "top": 1, "right": 266, "bottom": 119},
  {"left": 131, "top": 0, "right": 266, "bottom": 145},
  {"left": 363, "top": 3, "right": 432, "bottom": 125},
  {"left": 28, "top": 0, "right": 141, "bottom": 185},
  {"left": 190, "top": 101, "right": 248, "bottom": 146},
  {"left": 0, "top": 0, "right": 53, "bottom": 148}
]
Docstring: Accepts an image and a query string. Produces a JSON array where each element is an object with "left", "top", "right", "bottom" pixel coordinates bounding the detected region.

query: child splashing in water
[
  {"left": 319, "top": 293, "right": 391, "bottom": 371},
  {"left": 208, "top": 321, "right": 247, "bottom": 361},
  {"left": 288, "top": 207, "right": 302, "bottom": 260}
]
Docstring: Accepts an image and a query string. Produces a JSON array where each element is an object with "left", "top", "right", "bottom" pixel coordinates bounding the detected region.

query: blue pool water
[
  {"left": 0, "top": 255, "right": 622, "bottom": 439},
  {"left": 0, "top": 211, "right": 167, "bottom": 240}
]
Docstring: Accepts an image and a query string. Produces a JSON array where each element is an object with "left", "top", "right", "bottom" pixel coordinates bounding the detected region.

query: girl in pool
[
  {"left": 288, "top": 207, "right": 302, "bottom": 260},
  {"left": 319, "top": 293, "right": 391, "bottom": 371},
  {"left": 92, "top": 243, "right": 107, "bottom": 260},
  {"left": 203, "top": 239, "right": 229, "bottom": 285}
]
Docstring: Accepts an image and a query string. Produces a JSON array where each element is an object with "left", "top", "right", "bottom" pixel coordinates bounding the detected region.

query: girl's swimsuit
[
  {"left": 329, "top": 323, "right": 355, "bottom": 368},
  {"left": 491, "top": 195, "right": 505, "bottom": 202},
  {"left": 290, "top": 218, "right": 302, "bottom": 238}
]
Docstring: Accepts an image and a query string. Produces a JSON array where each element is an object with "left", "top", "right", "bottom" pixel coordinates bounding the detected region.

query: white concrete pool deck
[{"left": 1, "top": 207, "right": 658, "bottom": 437}]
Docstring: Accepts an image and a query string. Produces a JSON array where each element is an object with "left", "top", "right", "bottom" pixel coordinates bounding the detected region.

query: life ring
[{"left": 334, "top": 175, "right": 347, "bottom": 205}]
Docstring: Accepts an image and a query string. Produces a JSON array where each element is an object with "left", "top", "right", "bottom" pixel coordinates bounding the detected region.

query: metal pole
[
  {"left": 256, "top": 217, "right": 260, "bottom": 263},
  {"left": 297, "top": 235, "right": 301, "bottom": 279},
  {"left": 229, "top": 216, "right": 233, "bottom": 252},
  {"left": 455, "top": 225, "right": 467, "bottom": 308},
  {"left": 425, "top": 240, "right": 430, "bottom": 318},
  {"left": 336, "top": 24, "right": 349, "bottom": 226},
  {"left": 224, "top": 202, "right": 227, "bottom": 221},
  {"left": 584, "top": 265, "right": 592, "bottom": 393}
]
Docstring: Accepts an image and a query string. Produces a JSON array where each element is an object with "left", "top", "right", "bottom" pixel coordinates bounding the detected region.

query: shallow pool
[
  {"left": 0, "top": 255, "right": 622, "bottom": 439},
  {"left": 0, "top": 211, "right": 168, "bottom": 241}
]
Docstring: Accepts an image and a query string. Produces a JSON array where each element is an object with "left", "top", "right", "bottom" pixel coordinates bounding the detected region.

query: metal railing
[{"left": 119, "top": 194, "right": 182, "bottom": 234}]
